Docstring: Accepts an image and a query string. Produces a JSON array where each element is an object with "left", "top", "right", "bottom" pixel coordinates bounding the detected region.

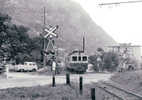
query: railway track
[{"left": 96, "top": 81, "right": 142, "bottom": 100}]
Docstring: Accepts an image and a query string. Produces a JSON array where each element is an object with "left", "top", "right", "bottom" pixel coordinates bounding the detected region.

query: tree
[
  {"left": 0, "top": 12, "right": 35, "bottom": 64},
  {"left": 97, "top": 47, "right": 104, "bottom": 53},
  {"left": 30, "top": 36, "right": 44, "bottom": 63},
  {"left": 103, "top": 52, "right": 120, "bottom": 71},
  {"left": 0, "top": 13, "right": 11, "bottom": 47},
  {"left": 89, "top": 51, "right": 120, "bottom": 72},
  {"left": 89, "top": 55, "right": 99, "bottom": 71}
]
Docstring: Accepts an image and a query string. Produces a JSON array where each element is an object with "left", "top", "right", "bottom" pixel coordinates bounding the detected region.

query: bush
[
  {"left": 89, "top": 55, "right": 100, "bottom": 71},
  {"left": 103, "top": 52, "right": 120, "bottom": 71},
  {"left": 89, "top": 51, "right": 120, "bottom": 72}
]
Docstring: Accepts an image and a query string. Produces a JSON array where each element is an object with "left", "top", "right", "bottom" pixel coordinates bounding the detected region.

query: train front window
[
  {"left": 72, "top": 56, "right": 77, "bottom": 61},
  {"left": 82, "top": 56, "right": 87, "bottom": 61},
  {"left": 78, "top": 56, "right": 81, "bottom": 61}
]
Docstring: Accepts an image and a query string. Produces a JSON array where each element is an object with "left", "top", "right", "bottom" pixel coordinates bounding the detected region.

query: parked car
[{"left": 14, "top": 62, "right": 38, "bottom": 72}]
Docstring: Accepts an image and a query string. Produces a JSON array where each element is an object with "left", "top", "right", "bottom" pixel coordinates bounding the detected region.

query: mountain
[{"left": 0, "top": 0, "right": 116, "bottom": 54}]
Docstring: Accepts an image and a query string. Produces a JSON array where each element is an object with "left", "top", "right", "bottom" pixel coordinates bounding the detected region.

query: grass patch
[
  {"left": 0, "top": 83, "right": 94, "bottom": 100},
  {"left": 111, "top": 70, "right": 142, "bottom": 95}
]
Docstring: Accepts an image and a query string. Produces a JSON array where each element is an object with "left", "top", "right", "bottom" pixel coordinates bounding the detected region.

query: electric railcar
[{"left": 65, "top": 50, "right": 88, "bottom": 73}]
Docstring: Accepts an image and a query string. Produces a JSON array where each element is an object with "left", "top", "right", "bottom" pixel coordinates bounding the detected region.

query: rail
[
  {"left": 96, "top": 84, "right": 124, "bottom": 100},
  {"left": 94, "top": 81, "right": 142, "bottom": 100},
  {"left": 103, "top": 82, "right": 142, "bottom": 99}
]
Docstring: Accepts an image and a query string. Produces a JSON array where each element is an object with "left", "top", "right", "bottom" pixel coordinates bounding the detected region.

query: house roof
[{"left": 68, "top": 50, "right": 85, "bottom": 56}]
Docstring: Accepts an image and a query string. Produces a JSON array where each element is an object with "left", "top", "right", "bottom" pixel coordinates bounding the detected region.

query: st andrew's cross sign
[
  {"left": 44, "top": 25, "right": 58, "bottom": 39},
  {"left": 43, "top": 25, "right": 58, "bottom": 64}
]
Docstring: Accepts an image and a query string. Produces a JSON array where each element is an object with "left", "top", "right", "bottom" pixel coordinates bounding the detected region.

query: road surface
[{"left": 0, "top": 72, "right": 113, "bottom": 89}]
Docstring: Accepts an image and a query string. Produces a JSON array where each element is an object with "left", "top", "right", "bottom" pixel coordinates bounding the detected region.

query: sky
[{"left": 73, "top": 0, "right": 142, "bottom": 46}]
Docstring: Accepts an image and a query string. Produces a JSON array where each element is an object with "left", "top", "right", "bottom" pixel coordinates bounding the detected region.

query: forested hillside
[{"left": 0, "top": 0, "right": 116, "bottom": 54}]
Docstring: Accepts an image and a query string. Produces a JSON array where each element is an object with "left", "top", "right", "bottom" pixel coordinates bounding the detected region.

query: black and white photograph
[{"left": 0, "top": 0, "right": 142, "bottom": 100}]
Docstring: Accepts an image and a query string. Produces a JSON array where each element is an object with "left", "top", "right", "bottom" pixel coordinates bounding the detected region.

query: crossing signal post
[
  {"left": 41, "top": 8, "right": 59, "bottom": 78},
  {"left": 42, "top": 25, "right": 59, "bottom": 67},
  {"left": 42, "top": 25, "right": 58, "bottom": 86}
]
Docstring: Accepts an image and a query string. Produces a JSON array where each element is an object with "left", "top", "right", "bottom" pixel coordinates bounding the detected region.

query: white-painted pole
[
  {"left": 3, "top": 56, "right": 9, "bottom": 79},
  {"left": 6, "top": 65, "right": 9, "bottom": 79}
]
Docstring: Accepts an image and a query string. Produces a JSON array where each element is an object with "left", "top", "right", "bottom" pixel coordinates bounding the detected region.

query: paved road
[{"left": 0, "top": 72, "right": 113, "bottom": 89}]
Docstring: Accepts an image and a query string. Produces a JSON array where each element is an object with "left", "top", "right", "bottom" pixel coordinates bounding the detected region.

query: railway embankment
[{"left": 111, "top": 70, "right": 142, "bottom": 95}]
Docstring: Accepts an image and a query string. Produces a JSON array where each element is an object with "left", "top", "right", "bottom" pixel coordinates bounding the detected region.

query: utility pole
[
  {"left": 43, "top": 7, "right": 46, "bottom": 26},
  {"left": 83, "top": 33, "right": 85, "bottom": 53},
  {"left": 43, "top": 7, "right": 46, "bottom": 67}
]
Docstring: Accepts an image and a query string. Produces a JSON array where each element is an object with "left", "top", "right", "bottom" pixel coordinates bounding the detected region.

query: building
[{"left": 108, "top": 43, "right": 141, "bottom": 69}]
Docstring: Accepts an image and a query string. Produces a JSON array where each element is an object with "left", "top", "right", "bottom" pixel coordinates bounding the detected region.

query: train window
[
  {"left": 82, "top": 56, "right": 87, "bottom": 61},
  {"left": 72, "top": 56, "right": 77, "bottom": 61},
  {"left": 78, "top": 56, "right": 81, "bottom": 61}
]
